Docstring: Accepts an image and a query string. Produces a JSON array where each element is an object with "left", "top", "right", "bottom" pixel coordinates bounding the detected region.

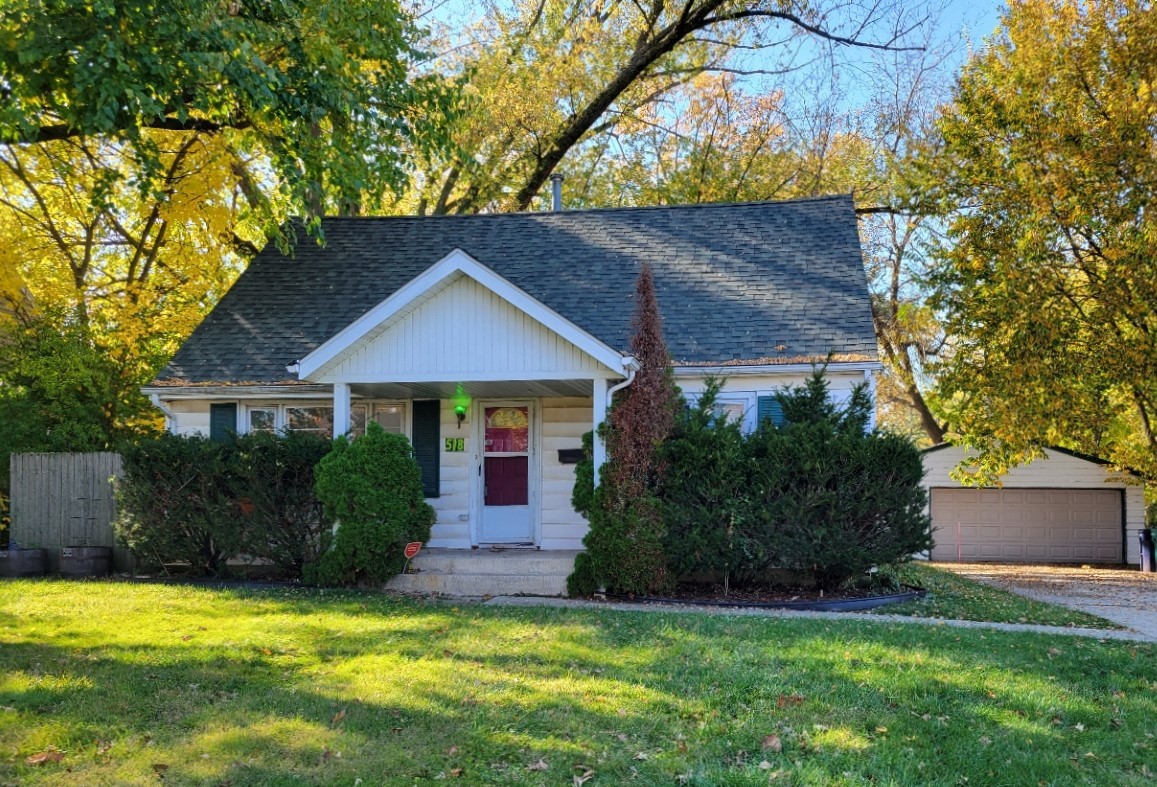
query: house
[
  {"left": 144, "top": 195, "right": 879, "bottom": 553},
  {"left": 923, "top": 444, "right": 1144, "bottom": 566}
]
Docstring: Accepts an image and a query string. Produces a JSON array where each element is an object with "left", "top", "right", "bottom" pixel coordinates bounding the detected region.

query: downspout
[
  {"left": 606, "top": 367, "right": 636, "bottom": 408},
  {"left": 149, "top": 394, "right": 176, "bottom": 433}
]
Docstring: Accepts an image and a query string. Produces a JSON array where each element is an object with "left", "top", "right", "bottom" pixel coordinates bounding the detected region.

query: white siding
[
  {"left": 169, "top": 399, "right": 212, "bottom": 436},
  {"left": 427, "top": 399, "right": 473, "bottom": 548},
  {"left": 678, "top": 369, "right": 868, "bottom": 433},
  {"left": 539, "top": 397, "right": 593, "bottom": 550},
  {"left": 923, "top": 445, "right": 1144, "bottom": 565},
  {"left": 322, "top": 274, "right": 613, "bottom": 381}
]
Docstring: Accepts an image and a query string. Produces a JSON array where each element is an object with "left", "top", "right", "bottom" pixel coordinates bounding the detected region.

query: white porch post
[
  {"left": 592, "top": 378, "right": 607, "bottom": 487},
  {"left": 333, "top": 382, "right": 351, "bottom": 438}
]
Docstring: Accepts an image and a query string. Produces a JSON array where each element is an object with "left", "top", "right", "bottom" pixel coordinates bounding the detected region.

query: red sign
[{"left": 403, "top": 542, "right": 422, "bottom": 559}]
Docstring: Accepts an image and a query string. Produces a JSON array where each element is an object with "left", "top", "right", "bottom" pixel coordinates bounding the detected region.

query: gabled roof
[{"left": 157, "top": 194, "right": 877, "bottom": 384}]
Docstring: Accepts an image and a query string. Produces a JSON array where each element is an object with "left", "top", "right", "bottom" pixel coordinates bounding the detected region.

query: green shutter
[
  {"left": 411, "top": 400, "right": 441, "bottom": 498},
  {"left": 209, "top": 403, "right": 237, "bottom": 442},
  {"left": 757, "top": 396, "right": 785, "bottom": 428}
]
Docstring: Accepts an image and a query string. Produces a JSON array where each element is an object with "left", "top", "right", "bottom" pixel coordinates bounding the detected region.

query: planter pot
[
  {"left": 0, "top": 548, "right": 48, "bottom": 578},
  {"left": 59, "top": 546, "right": 112, "bottom": 578}
]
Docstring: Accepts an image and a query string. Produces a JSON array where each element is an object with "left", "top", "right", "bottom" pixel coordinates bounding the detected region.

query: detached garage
[{"left": 922, "top": 445, "right": 1144, "bottom": 566}]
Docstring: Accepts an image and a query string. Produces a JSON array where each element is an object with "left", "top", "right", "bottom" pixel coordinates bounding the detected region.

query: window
[
  {"left": 686, "top": 392, "right": 756, "bottom": 433},
  {"left": 286, "top": 406, "right": 334, "bottom": 436},
  {"left": 248, "top": 407, "right": 277, "bottom": 433},
  {"left": 712, "top": 401, "right": 747, "bottom": 426},
  {"left": 349, "top": 404, "right": 368, "bottom": 437},
  {"left": 374, "top": 404, "right": 405, "bottom": 434}
]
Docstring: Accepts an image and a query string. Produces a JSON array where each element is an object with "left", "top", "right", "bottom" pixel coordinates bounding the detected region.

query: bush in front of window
[
  {"left": 115, "top": 433, "right": 240, "bottom": 575},
  {"left": 657, "top": 377, "right": 747, "bottom": 589},
  {"left": 738, "top": 370, "right": 932, "bottom": 591},
  {"left": 231, "top": 429, "right": 333, "bottom": 576},
  {"left": 306, "top": 422, "right": 435, "bottom": 587}
]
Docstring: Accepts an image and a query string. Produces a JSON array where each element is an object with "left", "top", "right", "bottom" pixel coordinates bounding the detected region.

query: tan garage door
[{"left": 930, "top": 488, "right": 1122, "bottom": 564}]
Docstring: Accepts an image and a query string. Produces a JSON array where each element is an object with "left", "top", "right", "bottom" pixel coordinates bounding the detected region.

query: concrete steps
[{"left": 386, "top": 548, "right": 579, "bottom": 597}]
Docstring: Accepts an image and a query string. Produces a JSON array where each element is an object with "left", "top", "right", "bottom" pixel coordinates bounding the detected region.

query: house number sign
[{"left": 445, "top": 437, "right": 466, "bottom": 452}]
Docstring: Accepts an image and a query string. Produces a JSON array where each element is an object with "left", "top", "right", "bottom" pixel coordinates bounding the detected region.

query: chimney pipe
[{"left": 549, "top": 173, "right": 564, "bottom": 211}]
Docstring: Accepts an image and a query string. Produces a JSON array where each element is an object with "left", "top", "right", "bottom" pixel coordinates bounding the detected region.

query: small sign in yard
[{"left": 404, "top": 542, "right": 422, "bottom": 559}]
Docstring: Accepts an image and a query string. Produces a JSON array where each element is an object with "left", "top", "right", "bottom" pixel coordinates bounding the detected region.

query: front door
[{"left": 479, "top": 403, "right": 534, "bottom": 543}]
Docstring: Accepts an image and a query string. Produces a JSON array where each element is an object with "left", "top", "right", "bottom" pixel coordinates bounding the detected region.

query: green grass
[
  {"left": 867, "top": 563, "right": 1123, "bottom": 630},
  {"left": 1, "top": 580, "right": 1154, "bottom": 786}
]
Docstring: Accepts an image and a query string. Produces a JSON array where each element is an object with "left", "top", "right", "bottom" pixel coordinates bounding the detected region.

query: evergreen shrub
[
  {"left": 738, "top": 370, "right": 932, "bottom": 591},
  {"left": 306, "top": 422, "right": 435, "bottom": 587},
  {"left": 115, "top": 433, "right": 238, "bottom": 575},
  {"left": 231, "top": 429, "right": 333, "bottom": 575}
]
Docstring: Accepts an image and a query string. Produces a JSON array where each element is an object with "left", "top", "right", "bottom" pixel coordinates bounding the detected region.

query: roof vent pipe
[{"left": 549, "top": 173, "right": 564, "bottom": 211}]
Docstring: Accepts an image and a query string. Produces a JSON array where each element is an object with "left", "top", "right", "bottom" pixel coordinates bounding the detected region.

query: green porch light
[{"left": 453, "top": 384, "right": 470, "bottom": 429}]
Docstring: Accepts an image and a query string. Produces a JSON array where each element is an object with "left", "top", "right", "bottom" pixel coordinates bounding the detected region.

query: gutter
[
  {"left": 607, "top": 356, "right": 638, "bottom": 406},
  {"left": 149, "top": 394, "right": 176, "bottom": 432}
]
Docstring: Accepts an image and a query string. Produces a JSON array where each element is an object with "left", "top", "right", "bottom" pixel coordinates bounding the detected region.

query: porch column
[
  {"left": 592, "top": 378, "right": 607, "bottom": 487},
  {"left": 333, "top": 382, "right": 351, "bottom": 438}
]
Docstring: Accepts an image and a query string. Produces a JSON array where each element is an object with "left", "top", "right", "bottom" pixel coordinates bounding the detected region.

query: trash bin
[
  {"left": 1140, "top": 529, "right": 1155, "bottom": 573},
  {"left": 0, "top": 548, "right": 47, "bottom": 577}
]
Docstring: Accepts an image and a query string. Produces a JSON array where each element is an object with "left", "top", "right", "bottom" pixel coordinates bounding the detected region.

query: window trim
[{"left": 241, "top": 400, "right": 409, "bottom": 438}]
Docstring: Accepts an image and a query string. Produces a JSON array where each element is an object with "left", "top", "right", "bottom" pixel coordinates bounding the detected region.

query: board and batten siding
[
  {"left": 321, "top": 274, "right": 614, "bottom": 381},
  {"left": 922, "top": 445, "right": 1144, "bottom": 565}
]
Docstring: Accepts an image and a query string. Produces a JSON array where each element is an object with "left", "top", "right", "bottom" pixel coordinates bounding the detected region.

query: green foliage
[
  {"left": 659, "top": 377, "right": 746, "bottom": 582},
  {"left": 740, "top": 370, "right": 931, "bottom": 591},
  {"left": 917, "top": 0, "right": 1157, "bottom": 481},
  {"left": 307, "top": 422, "right": 434, "bottom": 587},
  {"left": 230, "top": 430, "right": 333, "bottom": 576},
  {"left": 1, "top": 0, "right": 460, "bottom": 220},
  {"left": 115, "top": 430, "right": 333, "bottom": 577},
  {"left": 115, "top": 433, "right": 238, "bottom": 576},
  {"left": 570, "top": 429, "right": 596, "bottom": 520},
  {"left": 570, "top": 264, "right": 682, "bottom": 595}
]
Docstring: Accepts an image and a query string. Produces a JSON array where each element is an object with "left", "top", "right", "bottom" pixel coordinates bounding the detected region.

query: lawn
[
  {"left": 1, "top": 581, "right": 1154, "bottom": 786},
  {"left": 867, "top": 563, "right": 1122, "bottom": 629}
]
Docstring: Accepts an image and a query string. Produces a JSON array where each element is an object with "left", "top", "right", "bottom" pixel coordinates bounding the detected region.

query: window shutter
[
  {"left": 411, "top": 400, "right": 441, "bottom": 498},
  {"left": 209, "top": 403, "right": 237, "bottom": 442},
  {"left": 756, "top": 396, "right": 784, "bottom": 428}
]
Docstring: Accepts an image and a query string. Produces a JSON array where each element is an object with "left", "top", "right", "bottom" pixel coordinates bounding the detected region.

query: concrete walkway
[
  {"left": 932, "top": 563, "right": 1157, "bottom": 642},
  {"left": 485, "top": 594, "right": 1157, "bottom": 643}
]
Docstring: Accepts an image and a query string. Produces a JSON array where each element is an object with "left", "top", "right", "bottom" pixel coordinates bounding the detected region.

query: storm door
[{"left": 479, "top": 404, "right": 534, "bottom": 543}]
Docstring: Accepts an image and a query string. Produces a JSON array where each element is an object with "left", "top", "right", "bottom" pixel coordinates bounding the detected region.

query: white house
[{"left": 144, "top": 195, "right": 880, "bottom": 552}]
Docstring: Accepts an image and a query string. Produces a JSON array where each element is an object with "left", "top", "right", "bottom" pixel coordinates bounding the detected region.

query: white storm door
[{"left": 479, "top": 404, "right": 534, "bottom": 543}]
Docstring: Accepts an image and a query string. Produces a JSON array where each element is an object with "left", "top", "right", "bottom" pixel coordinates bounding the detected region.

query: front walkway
[
  {"left": 931, "top": 562, "right": 1157, "bottom": 641},
  {"left": 485, "top": 594, "right": 1157, "bottom": 643}
]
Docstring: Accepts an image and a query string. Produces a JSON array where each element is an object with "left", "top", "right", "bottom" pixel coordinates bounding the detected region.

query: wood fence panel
[{"left": 9, "top": 453, "right": 130, "bottom": 571}]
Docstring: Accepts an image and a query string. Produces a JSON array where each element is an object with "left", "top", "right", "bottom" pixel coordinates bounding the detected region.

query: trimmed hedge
[
  {"left": 306, "top": 422, "right": 435, "bottom": 587},
  {"left": 115, "top": 430, "right": 332, "bottom": 577}
]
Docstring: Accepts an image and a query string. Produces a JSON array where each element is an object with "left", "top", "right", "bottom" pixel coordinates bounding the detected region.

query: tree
[
  {"left": 395, "top": 0, "right": 928, "bottom": 214},
  {"left": 1, "top": 0, "right": 458, "bottom": 220},
  {"left": 920, "top": 0, "right": 1157, "bottom": 479},
  {"left": 569, "top": 263, "right": 683, "bottom": 595}
]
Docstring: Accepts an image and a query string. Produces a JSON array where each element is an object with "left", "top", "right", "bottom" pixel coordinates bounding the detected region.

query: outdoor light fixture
[{"left": 453, "top": 383, "right": 470, "bottom": 429}]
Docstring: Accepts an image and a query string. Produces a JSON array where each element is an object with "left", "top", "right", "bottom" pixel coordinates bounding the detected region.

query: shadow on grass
[{"left": 1, "top": 583, "right": 1154, "bottom": 785}]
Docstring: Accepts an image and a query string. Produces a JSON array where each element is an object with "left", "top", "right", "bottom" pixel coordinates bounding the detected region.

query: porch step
[{"left": 386, "top": 548, "right": 579, "bottom": 597}]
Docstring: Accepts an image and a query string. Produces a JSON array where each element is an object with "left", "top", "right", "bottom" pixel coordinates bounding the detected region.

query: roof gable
[
  {"left": 299, "top": 249, "right": 627, "bottom": 380},
  {"left": 158, "top": 195, "right": 877, "bottom": 384}
]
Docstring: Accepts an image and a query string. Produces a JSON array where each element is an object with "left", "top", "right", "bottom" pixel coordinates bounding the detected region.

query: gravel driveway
[{"left": 934, "top": 563, "right": 1157, "bottom": 641}]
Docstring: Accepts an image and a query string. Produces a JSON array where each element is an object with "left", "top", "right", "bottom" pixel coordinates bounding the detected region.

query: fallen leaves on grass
[
  {"left": 331, "top": 708, "right": 346, "bottom": 726},
  {"left": 527, "top": 758, "right": 549, "bottom": 771},
  {"left": 26, "top": 751, "right": 64, "bottom": 766},
  {"left": 762, "top": 734, "right": 783, "bottom": 752},
  {"left": 776, "top": 694, "right": 805, "bottom": 708},
  {"left": 573, "top": 765, "right": 595, "bottom": 785}
]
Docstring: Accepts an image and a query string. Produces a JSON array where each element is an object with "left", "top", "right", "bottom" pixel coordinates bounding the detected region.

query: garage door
[{"left": 930, "top": 488, "right": 1122, "bottom": 564}]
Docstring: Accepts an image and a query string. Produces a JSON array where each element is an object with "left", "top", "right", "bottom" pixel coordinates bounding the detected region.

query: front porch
[{"left": 386, "top": 547, "right": 580, "bottom": 596}]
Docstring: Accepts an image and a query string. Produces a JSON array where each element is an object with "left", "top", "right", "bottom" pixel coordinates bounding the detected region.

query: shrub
[
  {"left": 569, "top": 263, "right": 682, "bottom": 596},
  {"left": 658, "top": 377, "right": 747, "bottom": 586},
  {"left": 115, "top": 433, "right": 239, "bottom": 575},
  {"left": 306, "top": 422, "right": 435, "bottom": 587},
  {"left": 231, "top": 429, "right": 333, "bottom": 575},
  {"left": 739, "top": 369, "right": 932, "bottom": 591}
]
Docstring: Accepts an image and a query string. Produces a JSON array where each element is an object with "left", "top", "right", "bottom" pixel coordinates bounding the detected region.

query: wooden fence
[{"left": 9, "top": 452, "right": 132, "bottom": 571}]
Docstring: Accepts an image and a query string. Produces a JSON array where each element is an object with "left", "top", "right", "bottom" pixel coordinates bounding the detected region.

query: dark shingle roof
[{"left": 158, "top": 195, "right": 877, "bottom": 383}]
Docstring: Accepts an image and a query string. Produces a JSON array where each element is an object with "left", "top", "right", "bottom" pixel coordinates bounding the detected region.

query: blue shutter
[
  {"left": 757, "top": 396, "right": 784, "bottom": 428},
  {"left": 411, "top": 400, "right": 441, "bottom": 498},
  {"left": 209, "top": 403, "right": 237, "bottom": 442}
]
